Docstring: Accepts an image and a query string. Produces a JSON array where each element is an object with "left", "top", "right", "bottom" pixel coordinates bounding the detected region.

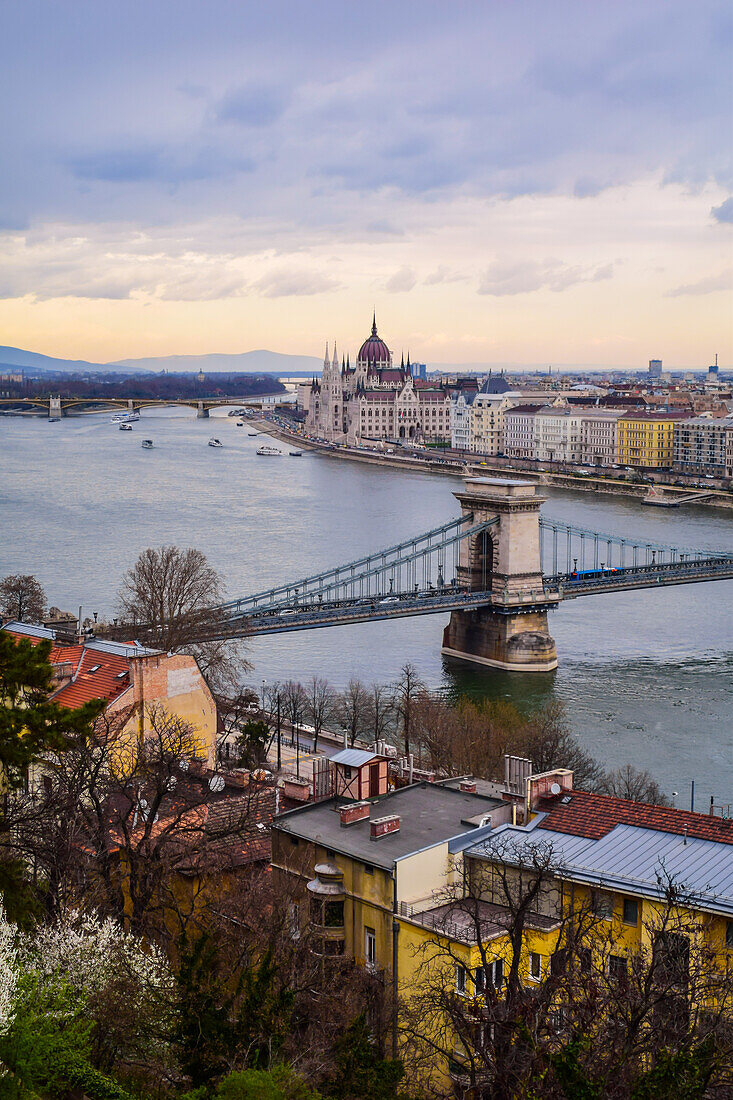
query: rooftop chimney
[
  {"left": 339, "top": 801, "right": 370, "bottom": 827},
  {"left": 459, "top": 780, "right": 477, "bottom": 794},
  {"left": 370, "top": 814, "right": 400, "bottom": 841}
]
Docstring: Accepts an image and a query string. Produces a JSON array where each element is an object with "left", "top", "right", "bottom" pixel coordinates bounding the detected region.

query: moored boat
[{"left": 288, "top": 450, "right": 303, "bottom": 457}]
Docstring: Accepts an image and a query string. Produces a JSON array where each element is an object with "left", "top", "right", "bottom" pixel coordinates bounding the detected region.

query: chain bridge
[{"left": 214, "top": 478, "right": 732, "bottom": 673}]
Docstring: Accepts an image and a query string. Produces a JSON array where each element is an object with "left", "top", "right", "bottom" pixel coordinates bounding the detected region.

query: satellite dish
[
  {"left": 550, "top": 782, "right": 562, "bottom": 796},
  {"left": 209, "top": 774, "right": 225, "bottom": 793}
]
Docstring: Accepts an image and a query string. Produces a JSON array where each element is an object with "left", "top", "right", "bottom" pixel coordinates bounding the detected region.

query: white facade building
[
  {"left": 534, "top": 407, "right": 583, "bottom": 464},
  {"left": 578, "top": 409, "right": 624, "bottom": 466},
  {"left": 503, "top": 405, "right": 540, "bottom": 459}
]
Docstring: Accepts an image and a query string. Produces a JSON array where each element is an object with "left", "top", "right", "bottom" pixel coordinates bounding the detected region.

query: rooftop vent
[
  {"left": 370, "top": 814, "right": 400, "bottom": 841},
  {"left": 459, "top": 780, "right": 477, "bottom": 794}
]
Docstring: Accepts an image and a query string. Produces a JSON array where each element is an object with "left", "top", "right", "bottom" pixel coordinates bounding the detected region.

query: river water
[{"left": 1, "top": 409, "right": 731, "bottom": 804}]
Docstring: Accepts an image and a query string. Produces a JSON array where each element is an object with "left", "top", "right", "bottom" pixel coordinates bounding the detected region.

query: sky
[{"left": 0, "top": 0, "right": 731, "bottom": 368}]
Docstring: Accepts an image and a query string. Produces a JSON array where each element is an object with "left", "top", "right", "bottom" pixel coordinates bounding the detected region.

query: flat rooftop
[{"left": 274, "top": 783, "right": 504, "bottom": 870}]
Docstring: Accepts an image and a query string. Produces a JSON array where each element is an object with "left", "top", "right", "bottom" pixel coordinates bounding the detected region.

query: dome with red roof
[{"left": 357, "top": 314, "right": 391, "bottom": 367}]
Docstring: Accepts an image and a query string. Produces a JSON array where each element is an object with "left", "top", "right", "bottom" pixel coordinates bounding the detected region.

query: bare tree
[
  {"left": 391, "top": 663, "right": 426, "bottom": 755},
  {"left": 115, "top": 545, "right": 249, "bottom": 694},
  {"left": 337, "top": 678, "right": 371, "bottom": 747},
  {"left": 369, "top": 682, "right": 394, "bottom": 746},
  {"left": 0, "top": 573, "right": 46, "bottom": 624},
  {"left": 281, "top": 680, "right": 307, "bottom": 747},
  {"left": 16, "top": 703, "right": 272, "bottom": 938},
  {"left": 598, "top": 763, "right": 671, "bottom": 805},
  {"left": 305, "top": 676, "right": 337, "bottom": 754}
]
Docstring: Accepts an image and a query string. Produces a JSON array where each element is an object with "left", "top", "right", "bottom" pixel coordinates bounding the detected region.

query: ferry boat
[
  {"left": 119, "top": 423, "right": 133, "bottom": 431},
  {"left": 111, "top": 411, "right": 140, "bottom": 424},
  {"left": 256, "top": 444, "right": 283, "bottom": 456},
  {"left": 141, "top": 439, "right": 154, "bottom": 449},
  {"left": 208, "top": 438, "right": 223, "bottom": 448}
]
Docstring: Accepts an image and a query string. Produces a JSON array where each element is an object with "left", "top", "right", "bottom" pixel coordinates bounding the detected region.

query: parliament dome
[{"left": 357, "top": 314, "right": 391, "bottom": 365}]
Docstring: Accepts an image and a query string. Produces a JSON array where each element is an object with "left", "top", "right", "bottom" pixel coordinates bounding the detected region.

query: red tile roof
[
  {"left": 537, "top": 789, "right": 733, "bottom": 846},
  {"left": 3, "top": 627, "right": 131, "bottom": 709},
  {"left": 52, "top": 647, "right": 130, "bottom": 709}
]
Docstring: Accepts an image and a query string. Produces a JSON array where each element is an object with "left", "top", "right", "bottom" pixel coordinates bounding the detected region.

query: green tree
[
  {"left": 236, "top": 719, "right": 269, "bottom": 769},
  {"left": 215, "top": 1064, "right": 321, "bottom": 1100},
  {"left": 0, "top": 633, "right": 102, "bottom": 922},
  {"left": 175, "top": 933, "right": 294, "bottom": 1089},
  {"left": 325, "top": 1014, "right": 407, "bottom": 1100}
]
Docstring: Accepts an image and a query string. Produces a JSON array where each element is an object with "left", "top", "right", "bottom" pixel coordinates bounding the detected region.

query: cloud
[
  {"left": 478, "top": 259, "right": 614, "bottom": 296},
  {"left": 253, "top": 269, "right": 340, "bottom": 298},
  {"left": 385, "top": 266, "right": 417, "bottom": 293},
  {"left": 665, "top": 269, "right": 732, "bottom": 297},
  {"left": 711, "top": 197, "right": 733, "bottom": 224},
  {"left": 214, "top": 83, "right": 290, "bottom": 127},
  {"left": 424, "top": 265, "right": 465, "bottom": 286}
]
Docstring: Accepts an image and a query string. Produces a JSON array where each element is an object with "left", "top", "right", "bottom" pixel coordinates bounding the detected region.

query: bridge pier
[
  {"left": 48, "top": 396, "right": 63, "bottom": 419},
  {"left": 196, "top": 402, "right": 209, "bottom": 419},
  {"left": 441, "top": 478, "right": 558, "bottom": 672}
]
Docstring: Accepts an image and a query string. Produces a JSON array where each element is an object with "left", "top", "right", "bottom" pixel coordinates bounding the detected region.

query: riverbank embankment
[{"left": 253, "top": 417, "right": 733, "bottom": 511}]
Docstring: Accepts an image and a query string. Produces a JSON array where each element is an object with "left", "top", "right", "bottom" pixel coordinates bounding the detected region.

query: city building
[
  {"left": 578, "top": 409, "right": 625, "bottom": 466},
  {"left": 1, "top": 621, "right": 218, "bottom": 768},
  {"left": 673, "top": 416, "right": 731, "bottom": 479},
  {"left": 618, "top": 411, "right": 692, "bottom": 469},
  {"left": 306, "top": 316, "right": 451, "bottom": 446},
  {"left": 503, "top": 404, "right": 540, "bottom": 459},
  {"left": 272, "top": 761, "right": 733, "bottom": 1098},
  {"left": 533, "top": 406, "right": 583, "bottom": 464},
  {"left": 648, "top": 359, "right": 663, "bottom": 379},
  {"left": 468, "top": 380, "right": 520, "bottom": 456}
]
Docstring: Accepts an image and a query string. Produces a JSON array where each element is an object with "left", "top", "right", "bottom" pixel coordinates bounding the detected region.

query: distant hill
[
  {"left": 111, "top": 350, "right": 322, "bottom": 374},
  {"left": 0, "top": 345, "right": 322, "bottom": 376},
  {"left": 0, "top": 346, "right": 111, "bottom": 374}
]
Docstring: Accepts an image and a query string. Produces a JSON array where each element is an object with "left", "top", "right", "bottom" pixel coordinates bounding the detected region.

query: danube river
[{"left": 2, "top": 409, "right": 732, "bottom": 804}]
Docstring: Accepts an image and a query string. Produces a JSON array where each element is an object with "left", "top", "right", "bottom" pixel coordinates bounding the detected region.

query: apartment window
[
  {"left": 592, "top": 890, "right": 614, "bottom": 921},
  {"left": 365, "top": 926, "right": 376, "bottom": 969},
  {"left": 609, "top": 954, "right": 628, "bottom": 982},
  {"left": 623, "top": 897, "right": 639, "bottom": 925},
  {"left": 363, "top": 863, "right": 374, "bottom": 876},
  {"left": 529, "top": 952, "right": 542, "bottom": 981},
  {"left": 455, "top": 964, "right": 467, "bottom": 995}
]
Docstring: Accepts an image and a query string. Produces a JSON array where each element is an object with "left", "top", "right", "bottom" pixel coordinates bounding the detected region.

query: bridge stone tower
[
  {"left": 441, "top": 478, "right": 559, "bottom": 672},
  {"left": 48, "top": 396, "right": 62, "bottom": 419}
]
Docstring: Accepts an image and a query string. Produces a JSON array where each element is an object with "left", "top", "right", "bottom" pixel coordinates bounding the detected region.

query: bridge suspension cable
[
  {"left": 220, "top": 514, "right": 500, "bottom": 619},
  {"left": 538, "top": 517, "right": 732, "bottom": 576}
]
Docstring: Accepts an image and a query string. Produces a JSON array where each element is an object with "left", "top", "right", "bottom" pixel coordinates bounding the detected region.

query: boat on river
[
  {"left": 141, "top": 439, "right": 154, "bottom": 449},
  {"left": 208, "top": 438, "right": 223, "bottom": 448},
  {"left": 257, "top": 444, "right": 283, "bottom": 456},
  {"left": 119, "top": 423, "right": 133, "bottom": 431},
  {"left": 248, "top": 431, "right": 259, "bottom": 437},
  {"left": 289, "top": 450, "right": 303, "bottom": 457},
  {"left": 112, "top": 411, "right": 140, "bottom": 424}
]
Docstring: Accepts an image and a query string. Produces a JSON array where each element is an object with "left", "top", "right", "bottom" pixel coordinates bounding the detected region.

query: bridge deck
[{"left": 214, "top": 557, "right": 733, "bottom": 637}]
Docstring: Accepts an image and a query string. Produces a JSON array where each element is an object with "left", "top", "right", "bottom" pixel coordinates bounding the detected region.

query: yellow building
[
  {"left": 2, "top": 621, "right": 218, "bottom": 768},
  {"left": 272, "top": 759, "right": 733, "bottom": 1099},
  {"left": 617, "top": 411, "right": 692, "bottom": 469}
]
